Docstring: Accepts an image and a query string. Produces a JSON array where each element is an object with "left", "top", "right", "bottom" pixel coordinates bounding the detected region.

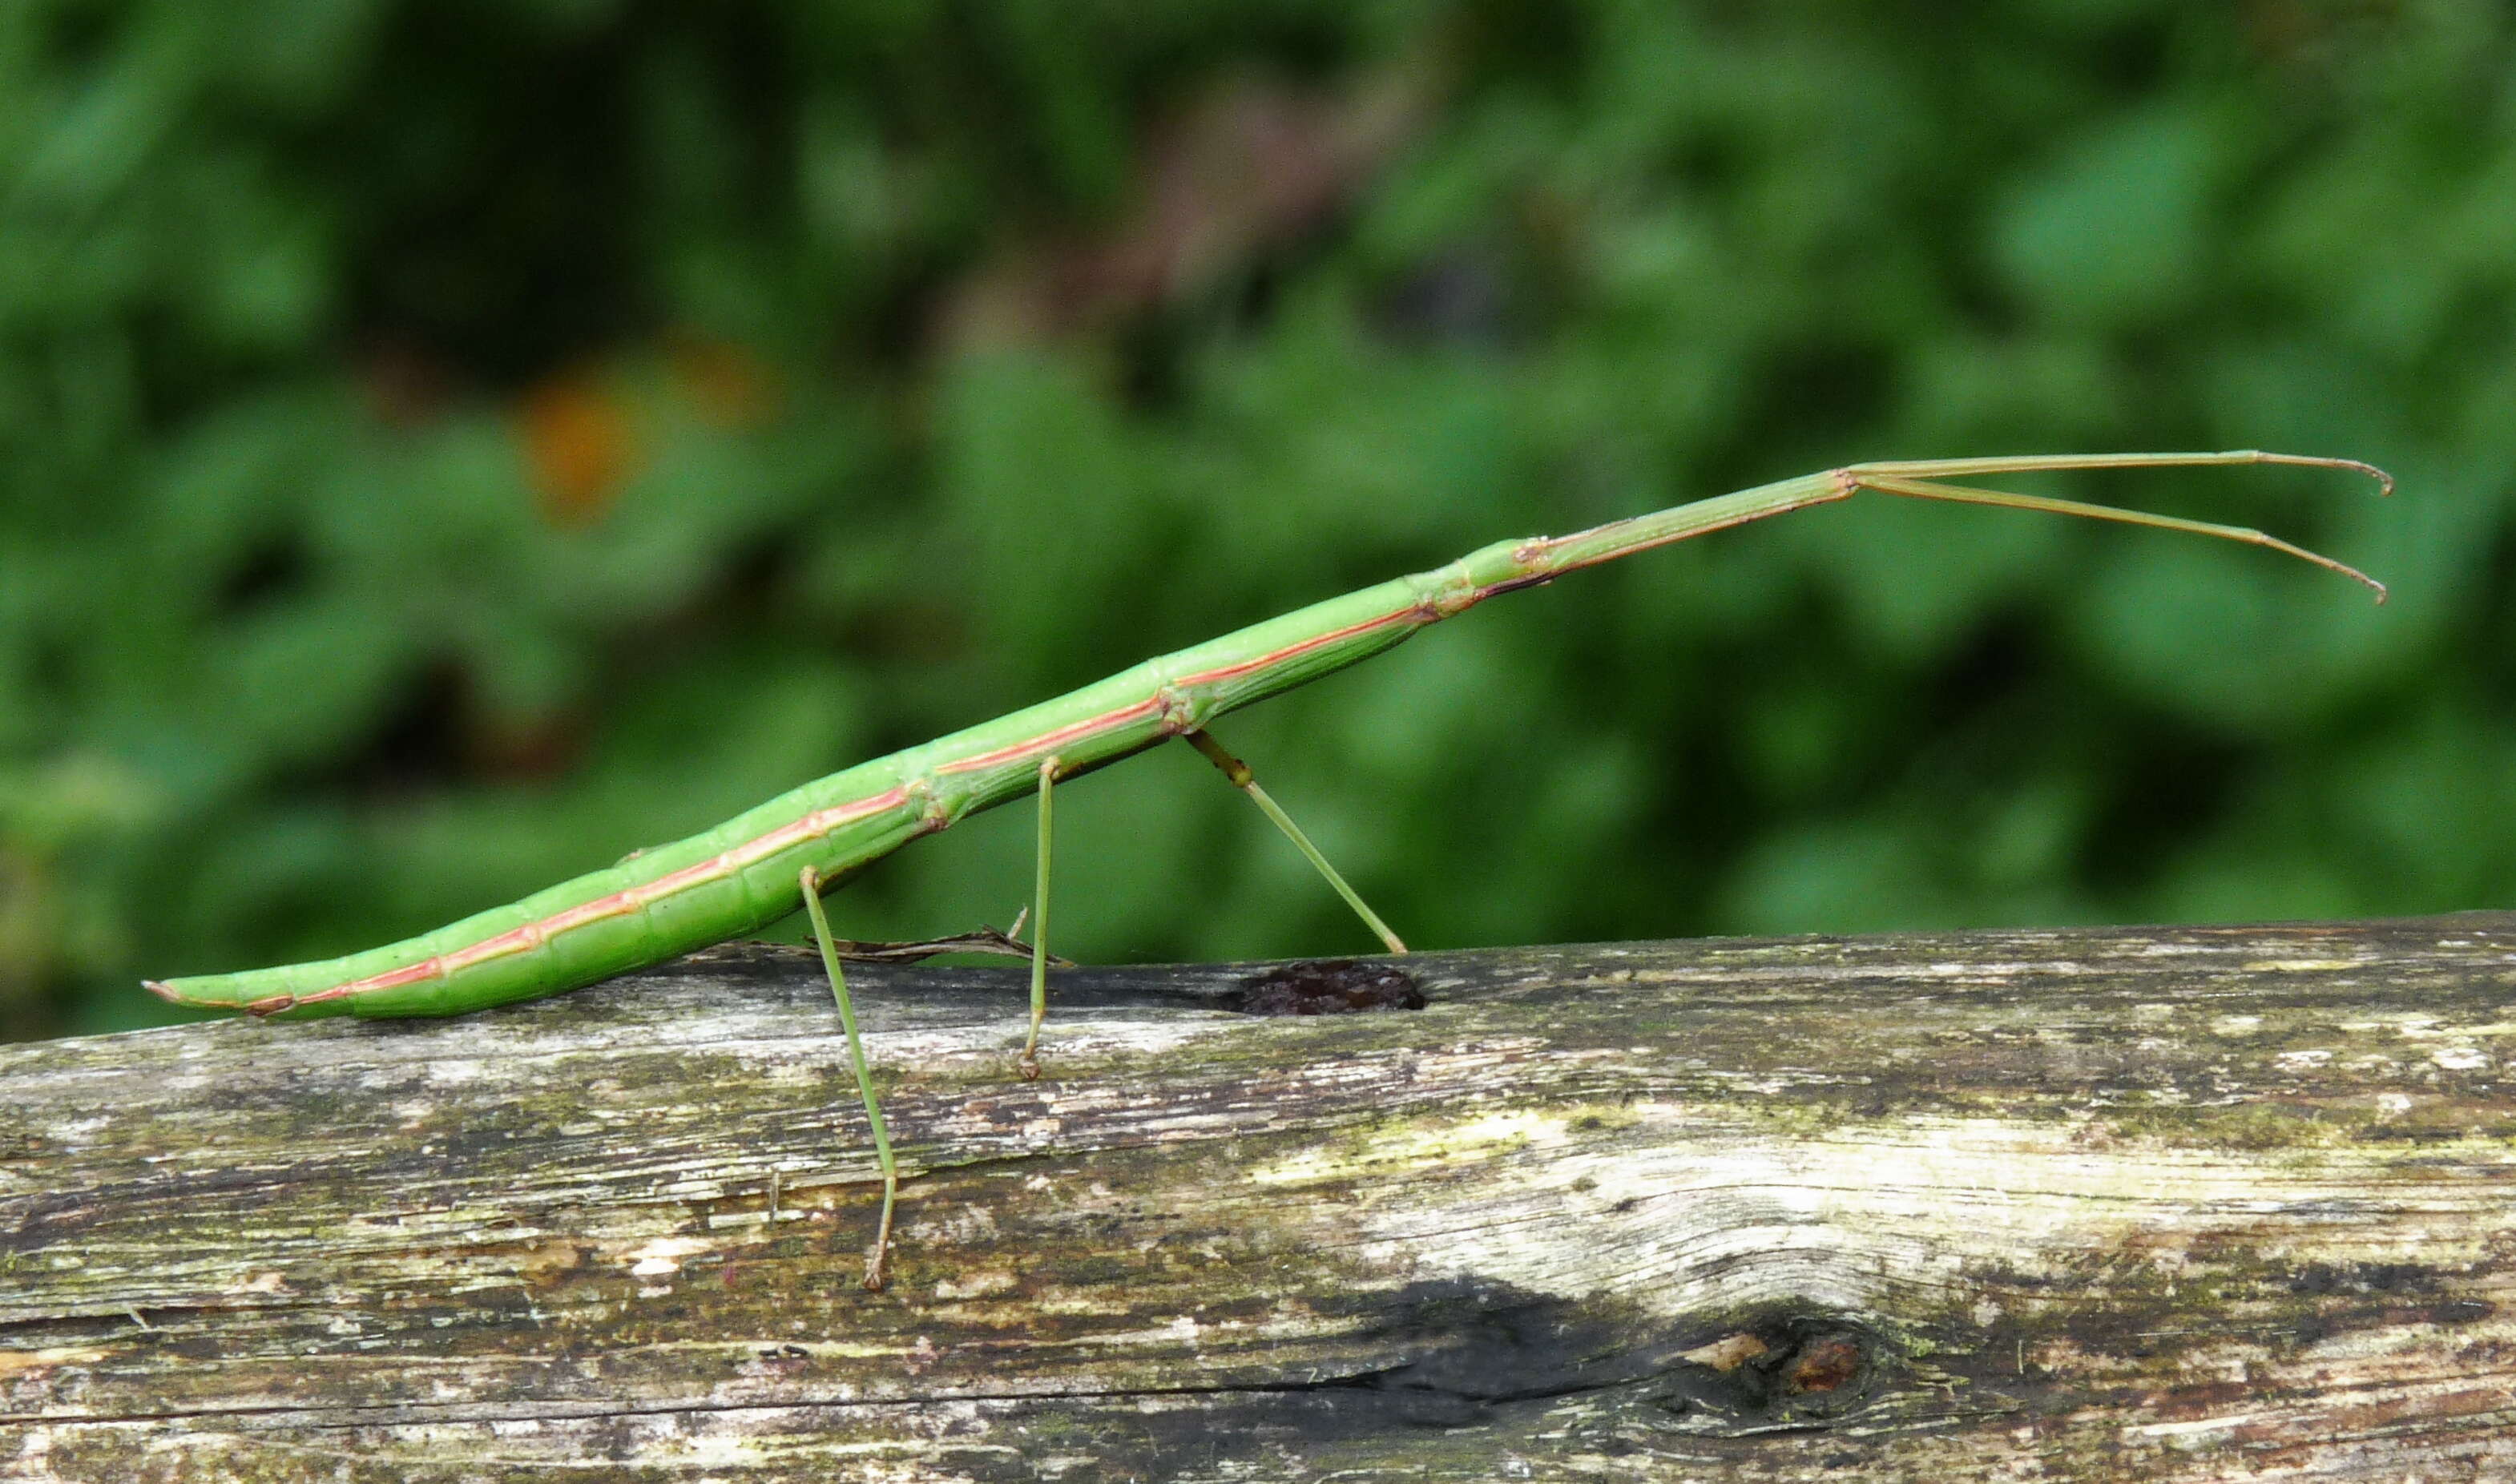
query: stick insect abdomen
[
  {"left": 145, "top": 571, "right": 1446, "bottom": 1019},
  {"left": 148, "top": 754, "right": 931, "bottom": 1018}
]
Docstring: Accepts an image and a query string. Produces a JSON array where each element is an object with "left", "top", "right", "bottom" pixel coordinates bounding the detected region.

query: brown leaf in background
[
  {"left": 520, "top": 369, "right": 640, "bottom": 526},
  {"left": 941, "top": 70, "right": 1434, "bottom": 348},
  {"left": 669, "top": 334, "right": 779, "bottom": 429}
]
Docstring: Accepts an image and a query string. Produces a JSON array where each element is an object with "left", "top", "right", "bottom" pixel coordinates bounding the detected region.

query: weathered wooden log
[{"left": 4, "top": 914, "right": 2514, "bottom": 1482}]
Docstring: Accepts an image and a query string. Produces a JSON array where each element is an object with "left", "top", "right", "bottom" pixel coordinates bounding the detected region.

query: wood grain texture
[{"left": 5, "top": 914, "right": 2514, "bottom": 1482}]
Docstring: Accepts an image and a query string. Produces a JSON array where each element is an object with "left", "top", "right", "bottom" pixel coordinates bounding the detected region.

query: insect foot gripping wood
[{"left": 142, "top": 451, "right": 2391, "bottom": 1284}]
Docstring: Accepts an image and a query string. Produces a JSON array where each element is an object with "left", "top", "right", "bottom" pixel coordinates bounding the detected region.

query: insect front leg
[{"left": 1183, "top": 729, "right": 1408, "bottom": 956}]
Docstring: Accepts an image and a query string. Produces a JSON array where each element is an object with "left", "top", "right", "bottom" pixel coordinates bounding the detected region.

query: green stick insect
[{"left": 149, "top": 451, "right": 2391, "bottom": 1288}]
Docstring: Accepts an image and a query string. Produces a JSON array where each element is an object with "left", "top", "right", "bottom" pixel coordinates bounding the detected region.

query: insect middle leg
[
  {"left": 1014, "top": 733, "right": 1406, "bottom": 1083},
  {"left": 1018, "top": 755, "right": 1060, "bottom": 1081}
]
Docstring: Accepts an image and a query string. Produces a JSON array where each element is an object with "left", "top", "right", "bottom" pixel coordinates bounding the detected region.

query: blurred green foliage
[{"left": 5, "top": 0, "right": 2513, "bottom": 1039}]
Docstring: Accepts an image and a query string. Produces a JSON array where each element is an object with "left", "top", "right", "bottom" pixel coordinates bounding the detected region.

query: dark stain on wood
[{"left": 1228, "top": 958, "right": 1425, "bottom": 1015}]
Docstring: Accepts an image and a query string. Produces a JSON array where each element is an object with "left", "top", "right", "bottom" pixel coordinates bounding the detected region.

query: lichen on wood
[{"left": 5, "top": 914, "right": 2514, "bottom": 1481}]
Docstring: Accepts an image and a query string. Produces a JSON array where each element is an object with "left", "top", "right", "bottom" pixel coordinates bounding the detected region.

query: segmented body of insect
[{"left": 150, "top": 451, "right": 2391, "bottom": 1286}]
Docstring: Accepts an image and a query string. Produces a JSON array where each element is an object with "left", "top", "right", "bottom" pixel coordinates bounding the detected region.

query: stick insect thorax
[{"left": 147, "top": 451, "right": 2389, "bottom": 1022}]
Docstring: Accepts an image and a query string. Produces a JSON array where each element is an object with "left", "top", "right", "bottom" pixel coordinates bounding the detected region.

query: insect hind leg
[{"left": 799, "top": 865, "right": 901, "bottom": 1292}]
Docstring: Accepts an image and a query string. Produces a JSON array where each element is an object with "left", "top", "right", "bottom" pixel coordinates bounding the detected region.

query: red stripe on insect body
[
  {"left": 288, "top": 785, "right": 920, "bottom": 1008},
  {"left": 937, "top": 699, "right": 1167, "bottom": 776},
  {"left": 1170, "top": 604, "right": 1427, "bottom": 690},
  {"left": 937, "top": 603, "right": 1433, "bottom": 776}
]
